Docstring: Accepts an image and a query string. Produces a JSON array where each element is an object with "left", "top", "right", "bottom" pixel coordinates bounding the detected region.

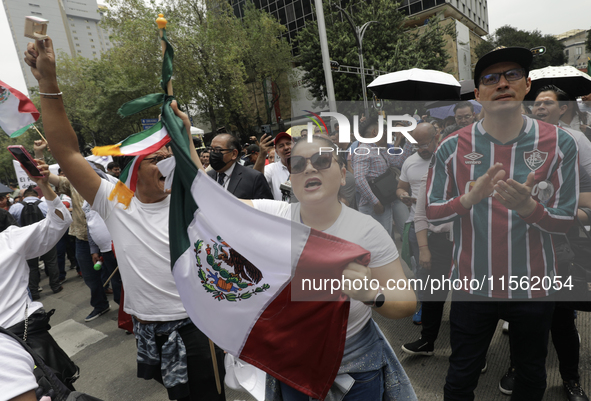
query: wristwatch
[{"left": 363, "top": 288, "right": 385, "bottom": 308}]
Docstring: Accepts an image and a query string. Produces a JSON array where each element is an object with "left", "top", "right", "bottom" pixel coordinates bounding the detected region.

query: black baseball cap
[{"left": 474, "top": 46, "right": 533, "bottom": 88}]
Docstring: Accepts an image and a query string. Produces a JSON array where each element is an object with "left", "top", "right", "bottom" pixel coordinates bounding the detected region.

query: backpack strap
[{"left": 0, "top": 326, "right": 71, "bottom": 400}]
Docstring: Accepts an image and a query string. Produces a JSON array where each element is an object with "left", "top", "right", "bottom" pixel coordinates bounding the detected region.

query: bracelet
[{"left": 39, "top": 92, "right": 63, "bottom": 96}]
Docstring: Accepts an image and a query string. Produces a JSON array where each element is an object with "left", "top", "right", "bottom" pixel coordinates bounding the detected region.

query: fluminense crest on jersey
[{"left": 523, "top": 149, "right": 548, "bottom": 171}]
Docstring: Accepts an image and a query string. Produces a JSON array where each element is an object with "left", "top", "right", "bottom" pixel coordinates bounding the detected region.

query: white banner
[{"left": 12, "top": 160, "right": 37, "bottom": 188}]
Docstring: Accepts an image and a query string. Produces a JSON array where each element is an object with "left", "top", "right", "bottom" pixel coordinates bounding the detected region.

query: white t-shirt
[
  {"left": 0, "top": 197, "right": 71, "bottom": 329},
  {"left": 0, "top": 197, "right": 71, "bottom": 399},
  {"left": 251, "top": 200, "right": 398, "bottom": 339},
  {"left": 558, "top": 125, "right": 591, "bottom": 178},
  {"left": 0, "top": 334, "right": 37, "bottom": 399},
  {"left": 91, "top": 180, "right": 188, "bottom": 321},
  {"left": 83, "top": 200, "right": 112, "bottom": 253},
  {"left": 399, "top": 152, "right": 431, "bottom": 223},
  {"left": 264, "top": 161, "right": 290, "bottom": 200}
]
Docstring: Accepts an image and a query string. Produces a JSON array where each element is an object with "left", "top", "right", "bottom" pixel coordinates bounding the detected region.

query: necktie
[{"left": 217, "top": 172, "right": 226, "bottom": 186}]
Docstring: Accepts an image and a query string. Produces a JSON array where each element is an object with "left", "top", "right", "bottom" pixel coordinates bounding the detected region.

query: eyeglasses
[
  {"left": 288, "top": 153, "right": 333, "bottom": 174},
  {"left": 480, "top": 68, "right": 526, "bottom": 86},
  {"left": 144, "top": 154, "right": 172, "bottom": 164},
  {"left": 207, "top": 147, "right": 233, "bottom": 154},
  {"left": 411, "top": 137, "right": 436, "bottom": 151}
]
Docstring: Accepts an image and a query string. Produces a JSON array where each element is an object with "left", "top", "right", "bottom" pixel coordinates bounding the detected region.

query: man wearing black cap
[
  {"left": 426, "top": 47, "right": 580, "bottom": 401},
  {"left": 243, "top": 144, "right": 260, "bottom": 168}
]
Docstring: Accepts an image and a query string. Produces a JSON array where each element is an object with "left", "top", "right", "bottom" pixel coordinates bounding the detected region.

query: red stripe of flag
[{"left": 240, "top": 229, "right": 370, "bottom": 400}]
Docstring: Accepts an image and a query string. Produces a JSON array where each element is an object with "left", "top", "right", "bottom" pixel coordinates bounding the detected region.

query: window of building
[
  {"left": 90, "top": 39, "right": 94, "bottom": 42},
  {"left": 87, "top": 26, "right": 91, "bottom": 29},
  {"left": 74, "top": 36, "right": 78, "bottom": 40},
  {"left": 88, "top": 32, "right": 92, "bottom": 35},
  {"left": 72, "top": 30, "right": 77, "bottom": 33},
  {"left": 93, "top": 51, "right": 97, "bottom": 55},
  {"left": 77, "top": 50, "right": 81, "bottom": 53},
  {"left": 29, "top": 3, "right": 40, "bottom": 7},
  {"left": 76, "top": 43, "right": 80, "bottom": 47},
  {"left": 565, "top": 49, "right": 569, "bottom": 57},
  {"left": 91, "top": 45, "right": 95, "bottom": 48},
  {"left": 31, "top": 11, "right": 42, "bottom": 15}
]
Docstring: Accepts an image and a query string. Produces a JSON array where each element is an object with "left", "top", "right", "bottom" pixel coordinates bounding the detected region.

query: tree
[
  {"left": 242, "top": 1, "right": 294, "bottom": 126},
  {"left": 296, "top": 0, "right": 454, "bottom": 104},
  {"left": 475, "top": 25, "right": 565, "bottom": 70}
]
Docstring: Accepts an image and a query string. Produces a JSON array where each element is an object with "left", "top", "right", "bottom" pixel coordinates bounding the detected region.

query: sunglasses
[
  {"left": 480, "top": 68, "right": 526, "bottom": 86},
  {"left": 288, "top": 153, "right": 333, "bottom": 174}
]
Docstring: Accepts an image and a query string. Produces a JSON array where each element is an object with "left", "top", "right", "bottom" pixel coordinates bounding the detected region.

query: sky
[{"left": 1, "top": 0, "right": 590, "bottom": 95}]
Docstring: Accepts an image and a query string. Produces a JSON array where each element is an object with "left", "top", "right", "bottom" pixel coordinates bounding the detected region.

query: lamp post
[{"left": 332, "top": 4, "right": 378, "bottom": 116}]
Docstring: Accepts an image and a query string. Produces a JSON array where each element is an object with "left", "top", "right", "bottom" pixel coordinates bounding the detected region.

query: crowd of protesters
[{"left": 1, "top": 37, "right": 591, "bottom": 401}]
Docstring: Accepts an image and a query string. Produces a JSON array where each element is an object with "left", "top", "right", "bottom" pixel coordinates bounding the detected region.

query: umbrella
[
  {"left": 368, "top": 68, "right": 461, "bottom": 101},
  {"left": 286, "top": 124, "right": 308, "bottom": 138},
  {"left": 526, "top": 66, "right": 591, "bottom": 100},
  {"left": 0, "top": 183, "right": 12, "bottom": 195},
  {"left": 428, "top": 99, "right": 482, "bottom": 120}
]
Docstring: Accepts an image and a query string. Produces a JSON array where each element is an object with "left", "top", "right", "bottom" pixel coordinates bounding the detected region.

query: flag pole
[
  {"left": 33, "top": 125, "right": 47, "bottom": 142},
  {"left": 155, "top": 12, "right": 221, "bottom": 395},
  {"left": 156, "top": 14, "right": 173, "bottom": 97}
]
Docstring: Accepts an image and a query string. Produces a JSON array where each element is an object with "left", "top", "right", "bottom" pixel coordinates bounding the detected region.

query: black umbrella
[{"left": 368, "top": 68, "right": 461, "bottom": 101}]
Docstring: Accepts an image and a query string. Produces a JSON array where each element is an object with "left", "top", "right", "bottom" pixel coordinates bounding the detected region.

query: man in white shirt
[
  {"left": 9, "top": 186, "right": 62, "bottom": 299},
  {"left": 396, "top": 123, "right": 439, "bottom": 325},
  {"left": 261, "top": 132, "right": 292, "bottom": 200},
  {"left": 532, "top": 84, "right": 591, "bottom": 178},
  {"left": 1, "top": 161, "right": 75, "bottom": 401},
  {"left": 25, "top": 37, "right": 225, "bottom": 400}
]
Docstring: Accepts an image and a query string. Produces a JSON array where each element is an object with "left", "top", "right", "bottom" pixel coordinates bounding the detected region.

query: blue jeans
[
  {"left": 444, "top": 291, "right": 555, "bottom": 401},
  {"left": 358, "top": 203, "right": 392, "bottom": 236},
  {"left": 280, "top": 370, "right": 383, "bottom": 401},
  {"left": 76, "top": 239, "right": 109, "bottom": 311},
  {"left": 391, "top": 199, "right": 409, "bottom": 237}
]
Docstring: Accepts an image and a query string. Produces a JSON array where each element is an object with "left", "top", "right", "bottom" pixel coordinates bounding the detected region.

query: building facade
[
  {"left": 3, "top": 0, "right": 112, "bottom": 90},
  {"left": 231, "top": 0, "right": 488, "bottom": 80},
  {"left": 555, "top": 29, "right": 590, "bottom": 73}
]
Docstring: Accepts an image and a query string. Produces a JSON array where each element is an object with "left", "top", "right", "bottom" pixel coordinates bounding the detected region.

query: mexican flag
[
  {"left": 167, "top": 147, "right": 371, "bottom": 399},
  {"left": 0, "top": 80, "right": 39, "bottom": 137},
  {"left": 93, "top": 121, "right": 170, "bottom": 156},
  {"left": 110, "top": 22, "right": 374, "bottom": 398}
]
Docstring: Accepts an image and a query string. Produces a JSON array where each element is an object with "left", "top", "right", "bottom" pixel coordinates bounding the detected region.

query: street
[{"left": 39, "top": 264, "right": 590, "bottom": 401}]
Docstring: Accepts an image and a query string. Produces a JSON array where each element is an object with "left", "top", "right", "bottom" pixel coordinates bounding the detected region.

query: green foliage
[
  {"left": 296, "top": 0, "right": 454, "bottom": 104},
  {"left": 475, "top": 25, "right": 565, "bottom": 70},
  {"left": 242, "top": 1, "right": 294, "bottom": 126},
  {"left": 23, "top": 0, "right": 294, "bottom": 152}
]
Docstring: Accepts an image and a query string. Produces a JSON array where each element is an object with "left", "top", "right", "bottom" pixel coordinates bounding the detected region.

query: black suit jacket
[{"left": 208, "top": 163, "right": 273, "bottom": 200}]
